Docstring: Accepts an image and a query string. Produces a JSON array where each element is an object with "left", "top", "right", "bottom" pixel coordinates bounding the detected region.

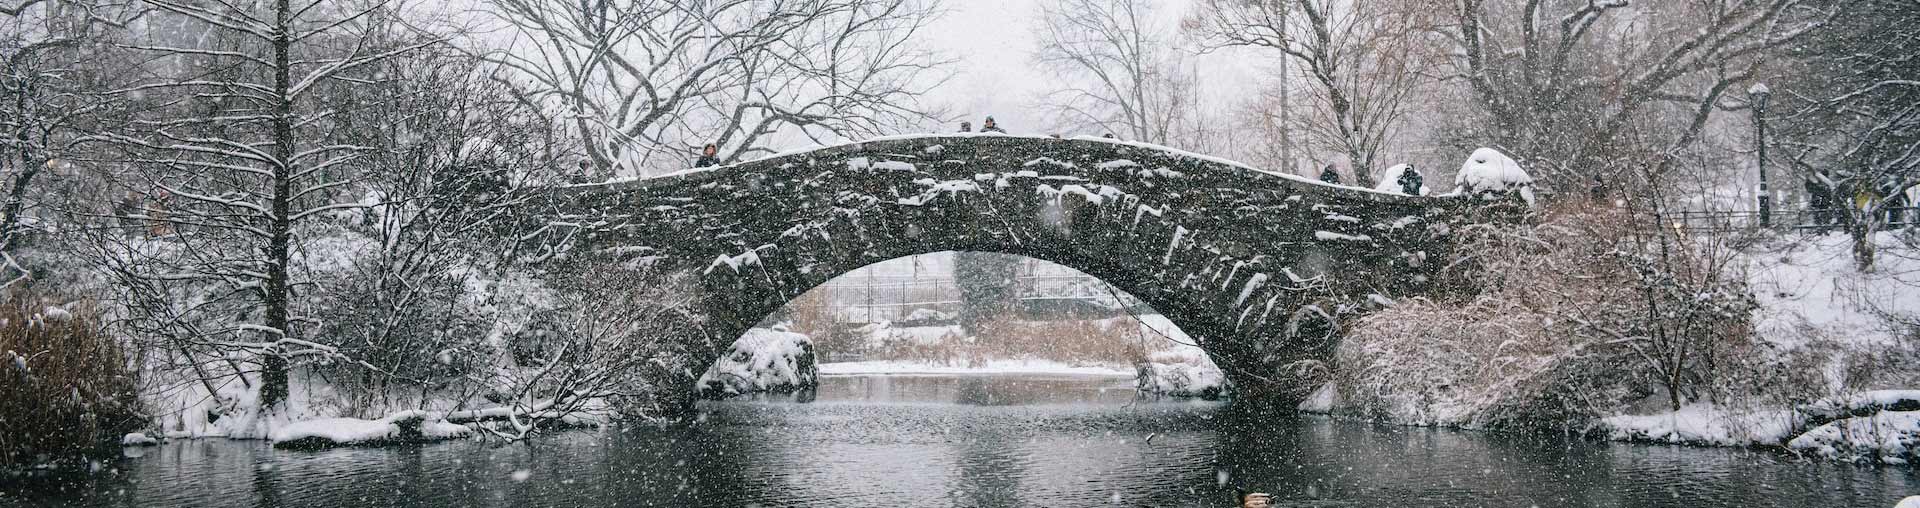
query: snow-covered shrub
[
  {"left": 475, "top": 266, "right": 704, "bottom": 435},
  {"left": 696, "top": 327, "right": 818, "bottom": 398},
  {"left": 0, "top": 296, "right": 142, "bottom": 469},
  {"left": 1338, "top": 204, "right": 1763, "bottom": 428}
]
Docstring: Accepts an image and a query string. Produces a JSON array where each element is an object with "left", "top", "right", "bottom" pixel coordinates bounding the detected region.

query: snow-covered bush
[
  {"left": 1, "top": 297, "right": 142, "bottom": 469},
  {"left": 474, "top": 266, "right": 704, "bottom": 436},
  {"left": 1336, "top": 204, "right": 1765, "bottom": 428},
  {"left": 696, "top": 327, "right": 818, "bottom": 398}
]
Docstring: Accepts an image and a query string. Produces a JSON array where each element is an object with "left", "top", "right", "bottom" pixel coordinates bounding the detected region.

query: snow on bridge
[{"left": 511, "top": 134, "right": 1523, "bottom": 410}]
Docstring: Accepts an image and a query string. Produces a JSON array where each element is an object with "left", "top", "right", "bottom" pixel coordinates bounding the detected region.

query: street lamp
[{"left": 1750, "top": 83, "right": 1772, "bottom": 227}]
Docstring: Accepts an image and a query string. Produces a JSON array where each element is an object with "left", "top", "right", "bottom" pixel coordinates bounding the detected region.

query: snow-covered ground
[
  {"left": 1594, "top": 232, "right": 1920, "bottom": 462},
  {"left": 819, "top": 359, "right": 1131, "bottom": 377}
]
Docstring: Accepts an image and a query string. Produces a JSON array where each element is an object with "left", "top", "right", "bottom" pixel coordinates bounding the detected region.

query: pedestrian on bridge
[
  {"left": 1397, "top": 165, "right": 1425, "bottom": 196},
  {"left": 694, "top": 143, "right": 720, "bottom": 168},
  {"left": 981, "top": 116, "right": 1006, "bottom": 133},
  {"left": 1319, "top": 164, "right": 1341, "bottom": 185},
  {"left": 959, "top": 121, "right": 972, "bottom": 133}
]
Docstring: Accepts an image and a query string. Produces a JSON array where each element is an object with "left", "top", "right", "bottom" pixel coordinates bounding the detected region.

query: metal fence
[{"left": 1669, "top": 208, "right": 1918, "bottom": 234}]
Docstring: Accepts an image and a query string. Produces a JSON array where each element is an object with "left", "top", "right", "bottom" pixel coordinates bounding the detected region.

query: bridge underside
[{"left": 517, "top": 136, "right": 1452, "bottom": 410}]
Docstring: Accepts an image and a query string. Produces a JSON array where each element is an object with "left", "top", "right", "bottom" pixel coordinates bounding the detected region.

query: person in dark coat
[
  {"left": 1319, "top": 164, "right": 1341, "bottom": 185},
  {"left": 980, "top": 116, "right": 1005, "bottom": 133},
  {"left": 694, "top": 143, "right": 720, "bottom": 168},
  {"left": 1887, "top": 187, "right": 1910, "bottom": 229},
  {"left": 1806, "top": 179, "right": 1833, "bottom": 228},
  {"left": 959, "top": 121, "right": 972, "bottom": 133},
  {"left": 1397, "top": 165, "right": 1424, "bottom": 196}
]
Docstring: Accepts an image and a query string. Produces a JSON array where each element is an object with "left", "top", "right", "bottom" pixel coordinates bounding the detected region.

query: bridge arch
[{"left": 517, "top": 135, "right": 1454, "bottom": 409}]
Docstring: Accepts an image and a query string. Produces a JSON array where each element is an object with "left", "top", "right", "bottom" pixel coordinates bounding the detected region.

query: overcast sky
[{"left": 913, "top": 0, "right": 1266, "bottom": 139}]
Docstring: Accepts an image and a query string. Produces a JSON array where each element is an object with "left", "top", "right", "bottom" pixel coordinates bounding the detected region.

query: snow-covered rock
[
  {"left": 1454, "top": 148, "right": 1534, "bottom": 205},
  {"left": 270, "top": 409, "right": 473, "bottom": 448},
  {"left": 1787, "top": 410, "right": 1920, "bottom": 464},
  {"left": 119, "top": 432, "right": 160, "bottom": 446},
  {"left": 1135, "top": 345, "right": 1231, "bottom": 400},
  {"left": 696, "top": 327, "right": 819, "bottom": 398}
]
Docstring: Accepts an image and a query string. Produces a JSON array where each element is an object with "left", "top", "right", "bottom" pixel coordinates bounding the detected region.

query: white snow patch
[
  {"left": 1314, "top": 231, "right": 1373, "bottom": 242},
  {"left": 1599, "top": 404, "right": 1798, "bottom": 447},
  {"left": 120, "top": 432, "right": 159, "bottom": 446},
  {"left": 1454, "top": 147, "right": 1535, "bottom": 205}
]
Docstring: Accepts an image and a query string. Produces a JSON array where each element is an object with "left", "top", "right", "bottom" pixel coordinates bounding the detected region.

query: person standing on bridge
[
  {"left": 981, "top": 116, "right": 1006, "bottom": 134},
  {"left": 1396, "top": 165, "right": 1424, "bottom": 196},
  {"left": 1319, "top": 164, "right": 1341, "bottom": 185},
  {"left": 694, "top": 143, "right": 720, "bottom": 168},
  {"left": 959, "top": 121, "right": 972, "bottom": 133}
]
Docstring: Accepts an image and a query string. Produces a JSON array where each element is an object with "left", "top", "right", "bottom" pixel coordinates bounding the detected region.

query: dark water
[{"left": 3, "top": 374, "right": 1916, "bottom": 507}]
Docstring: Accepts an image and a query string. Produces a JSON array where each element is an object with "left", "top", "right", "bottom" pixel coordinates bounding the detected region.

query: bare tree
[
  {"left": 1032, "top": 0, "right": 1197, "bottom": 144},
  {"left": 1770, "top": 0, "right": 1920, "bottom": 270},
  {"left": 1191, "top": 0, "right": 1438, "bottom": 186},
  {"left": 1435, "top": 0, "right": 1834, "bottom": 189},
  {"left": 0, "top": 1, "right": 141, "bottom": 261},
  {"left": 101, "top": 0, "right": 443, "bottom": 411},
  {"left": 480, "top": 0, "right": 947, "bottom": 178}
]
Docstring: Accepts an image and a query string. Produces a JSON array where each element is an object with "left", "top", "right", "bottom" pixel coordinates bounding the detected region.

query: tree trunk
[{"left": 260, "top": 0, "right": 296, "bottom": 410}]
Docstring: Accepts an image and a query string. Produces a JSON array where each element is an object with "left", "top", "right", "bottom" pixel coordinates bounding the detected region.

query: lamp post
[{"left": 1750, "top": 83, "right": 1772, "bottom": 227}]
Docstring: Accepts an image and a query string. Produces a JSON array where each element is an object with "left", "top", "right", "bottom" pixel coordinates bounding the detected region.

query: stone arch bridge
[{"left": 513, "top": 135, "right": 1465, "bottom": 408}]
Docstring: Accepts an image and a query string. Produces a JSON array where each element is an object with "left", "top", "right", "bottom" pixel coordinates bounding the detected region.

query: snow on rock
[
  {"left": 1314, "top": 231, "right": 1373, "bottom": 242},
  {"left": 269, "top": 409, "right": 473, "bottom": 449},
  {"left": 1787, "top": 410, "right": 1920, "bottom": 464},
  {"left": 1898, "top": 496, "right": 1920, "bottom": 508},
  {"left": 1454, "top": 148, "right": 1535, "bottom": 205},
  {"left": 1135, "top": 343, "right": 1231, "bottom": 400},
  {"left": 696, "top": 327, "right": 819, "bottom": 398},
  {"left": 1598, "top": 404, "right": 1799, "bottom": 447},
  {"left": 120, "top": 432, "right": 160, "bottom": 446},
  {"left": 1298, "top": 383, "right": 1338, "bottom": 413}
]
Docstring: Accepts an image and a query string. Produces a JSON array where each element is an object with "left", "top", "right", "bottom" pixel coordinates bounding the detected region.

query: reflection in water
[{"left": 2, "top": 374, "right": 1915, "bottom": 507}]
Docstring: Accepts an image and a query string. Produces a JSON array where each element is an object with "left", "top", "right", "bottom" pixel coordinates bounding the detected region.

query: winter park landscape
[{"left": 4, "top": 0, "right": 1920, "bottom": 507}]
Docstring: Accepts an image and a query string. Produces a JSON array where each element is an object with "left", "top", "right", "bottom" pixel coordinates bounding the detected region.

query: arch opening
[{"left": 694, "top": 251, "right": 1233, "bottom": 400}]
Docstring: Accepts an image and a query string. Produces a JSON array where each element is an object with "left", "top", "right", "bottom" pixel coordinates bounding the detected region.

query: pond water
[{"left": 3, "top": 374, "right": 1915, "bottom": 507}]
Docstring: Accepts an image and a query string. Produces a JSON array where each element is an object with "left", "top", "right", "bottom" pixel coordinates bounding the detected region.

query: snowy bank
[
  {"left": 819, "top": 359, "right": 1131, "bottom": 377},
  {"left": 697, "top": 327, "right": 818, "bottom": 398},
  {"left": 270, "top": 410, "right": 473, "bottom": 449},
  {"left": 1597, "top": 404, "right": 1799, "bottom": 447}
]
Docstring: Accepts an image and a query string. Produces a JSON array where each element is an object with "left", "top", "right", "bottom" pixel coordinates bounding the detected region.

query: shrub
[{"left": 0, "top": 296, "right": 142, "bottom": 469}]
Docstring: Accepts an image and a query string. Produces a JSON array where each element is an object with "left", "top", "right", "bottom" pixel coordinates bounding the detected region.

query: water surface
[{"left": 3, "top": 374, "right": 1914, "bottom": 507}]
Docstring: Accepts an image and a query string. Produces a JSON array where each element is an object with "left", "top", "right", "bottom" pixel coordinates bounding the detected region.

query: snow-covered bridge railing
[{"left": 508, "top": 134, "right": 1477, "bottom": 409}]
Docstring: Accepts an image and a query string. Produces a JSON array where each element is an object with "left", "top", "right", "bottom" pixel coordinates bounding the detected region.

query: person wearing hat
[
  {"left": 958, "top": 121, "right": 972, "bottom": 133},
  {"left": 980, "top": 116, "right": 1006, "bottom": 133},
  {"left": 693, "top": 143, "right": 720, "bottom": 168}
]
